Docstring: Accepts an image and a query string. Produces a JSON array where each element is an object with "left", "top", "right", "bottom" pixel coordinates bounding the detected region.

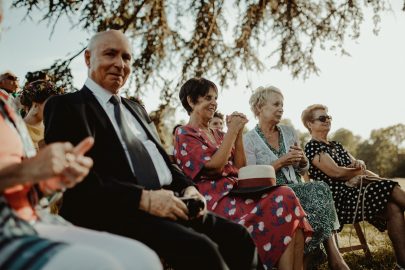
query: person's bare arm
[
  {"left": 311, "top": 152, "right": 362, "bottom": 181},
  {"left": 1, "top": 138, "right": 94, "bottom": 193},
  {"left": 233, "top": 132, "right": 247, "bottom": 169},
  {"left": 0, "top": 163, "right": 33, "bottom": 191},
  {"left": 347, "top": 153, "right": 367, "bottom": 171},
  {"left": 232, "top": 114, "right": 248, "bottom": 169},
  {"left": 203, "top": 115, "right": 244, "bottom": 175}
]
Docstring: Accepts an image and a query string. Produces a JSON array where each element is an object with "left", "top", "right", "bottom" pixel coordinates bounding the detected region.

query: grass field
[
  {"left": 318, "top": 223, "right": 395, "bottom": 269},
  {"left": 317, "top": 179, "right": 405, "bottom": 270}
]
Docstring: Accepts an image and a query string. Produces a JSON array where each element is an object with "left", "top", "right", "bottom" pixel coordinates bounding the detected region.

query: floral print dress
[
  {"left": 175, "top": 125, "right": 313, "bottom": 269},
  {"left": 244, "top": 125, "right": 339, "bottom": 254}
]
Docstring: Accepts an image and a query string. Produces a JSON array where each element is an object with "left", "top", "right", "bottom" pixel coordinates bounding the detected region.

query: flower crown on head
[{"left": 20, "top": 79, "right": 64, "bottom": 107}]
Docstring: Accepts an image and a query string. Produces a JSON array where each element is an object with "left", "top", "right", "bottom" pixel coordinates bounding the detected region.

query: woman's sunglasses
[{"left": 313, "top": 115, "right": 332, "bottom": 122}]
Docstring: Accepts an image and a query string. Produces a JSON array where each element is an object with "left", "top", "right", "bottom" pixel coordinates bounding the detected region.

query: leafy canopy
[{"left": 12, "top": 0, "right": 403, "bottom": 99}]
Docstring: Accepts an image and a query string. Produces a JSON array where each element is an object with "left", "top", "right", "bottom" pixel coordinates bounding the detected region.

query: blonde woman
[{"left": 244, "top": 86, "right": 348, "bottom": 270}]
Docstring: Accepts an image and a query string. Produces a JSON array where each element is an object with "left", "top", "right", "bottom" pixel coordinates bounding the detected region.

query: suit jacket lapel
[
  {"left": 81, "top": 87, "right": 112, "bottom": 130},
  {"left": 81, "top": 87, "right": 135, "bottom": 176}
]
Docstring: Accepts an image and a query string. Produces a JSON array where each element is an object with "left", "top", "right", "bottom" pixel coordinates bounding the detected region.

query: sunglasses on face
[{"left": 313, "top": 115, "right": 332, "bottom": 122}]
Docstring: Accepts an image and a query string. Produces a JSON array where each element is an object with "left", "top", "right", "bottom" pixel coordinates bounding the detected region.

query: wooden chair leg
[
  {"left": 354, "top": 223, "right": 372, "bottom": 258},
  {"left": 334, "top": 231, "right": 340, "bottom": 249},
  {"left": 335, "top": 223, "right": 372, "bottom": 258}
]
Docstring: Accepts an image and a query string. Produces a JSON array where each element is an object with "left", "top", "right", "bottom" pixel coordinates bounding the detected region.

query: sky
[{"left": 1, "top": 1, "right": 404, "bottom": 139}]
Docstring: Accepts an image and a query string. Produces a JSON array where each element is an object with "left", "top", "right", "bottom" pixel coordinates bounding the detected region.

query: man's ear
[{"left": 84, "top": 50, "right": 91, "bottom": 67}]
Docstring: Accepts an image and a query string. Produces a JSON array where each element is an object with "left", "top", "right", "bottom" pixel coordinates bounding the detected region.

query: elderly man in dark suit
[{"left": 44, "top": 30, "right": 258, "bottom": 270}]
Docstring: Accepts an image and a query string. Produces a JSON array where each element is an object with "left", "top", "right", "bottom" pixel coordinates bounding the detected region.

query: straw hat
[{"left": 231, "top": 165, "right": 278, "bottom": 196}]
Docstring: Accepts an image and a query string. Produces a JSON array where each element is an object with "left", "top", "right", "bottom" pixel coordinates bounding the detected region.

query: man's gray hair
[
  {"left": 87, "top": 30, "right": 129, "bottom": 52},
  {"left": 87, "top": 31, "right": 107, "bottom": 51}
]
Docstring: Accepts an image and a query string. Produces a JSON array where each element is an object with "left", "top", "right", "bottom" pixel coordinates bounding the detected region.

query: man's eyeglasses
[{"left": 313, "top": 115, "right": 332, "bottom": 122}]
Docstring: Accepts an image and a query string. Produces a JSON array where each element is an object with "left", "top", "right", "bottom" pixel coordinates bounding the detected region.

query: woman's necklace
[{"left": 256, "top": 125, "right": 283, "bottom": 155}]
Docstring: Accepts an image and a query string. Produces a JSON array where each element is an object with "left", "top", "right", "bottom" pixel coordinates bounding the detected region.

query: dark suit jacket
[{"left": 44, "top": 86, "right": 194, "bottom": 231}]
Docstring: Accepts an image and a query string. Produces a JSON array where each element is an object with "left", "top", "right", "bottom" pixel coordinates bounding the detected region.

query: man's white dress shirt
[{"left": 85, "top": 78, "right": 173, "bottom": 186}]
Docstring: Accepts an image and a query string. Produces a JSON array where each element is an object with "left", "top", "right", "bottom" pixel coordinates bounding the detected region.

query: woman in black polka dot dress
[{"left": 301, "top": 104, "right": 405, "bottom": 269}]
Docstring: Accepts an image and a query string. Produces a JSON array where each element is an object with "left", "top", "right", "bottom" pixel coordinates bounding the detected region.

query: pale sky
[{"left": 1, "top": 1, "right": 404, "bottom": 139}]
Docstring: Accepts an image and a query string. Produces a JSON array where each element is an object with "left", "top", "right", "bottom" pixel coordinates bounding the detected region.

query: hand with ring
[{"left": 37, "top": 137, "right": 94, "bottom": 195}]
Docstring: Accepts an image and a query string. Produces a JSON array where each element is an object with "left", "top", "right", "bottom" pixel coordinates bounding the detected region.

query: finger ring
[{"left": 65, "top": 153, "right": 75, "bottom": 163}]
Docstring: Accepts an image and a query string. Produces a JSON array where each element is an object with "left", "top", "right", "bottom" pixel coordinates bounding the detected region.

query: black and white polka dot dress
[{"left": 305, "top": 140, "right": 398, "bottom": 232}]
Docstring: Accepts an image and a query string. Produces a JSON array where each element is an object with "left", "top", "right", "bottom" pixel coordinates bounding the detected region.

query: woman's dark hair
[
  {"left": 179, "top": 78, "right": 218, "bottom": 114},
  {"left": 20, "top": 80, "right": 64, "bottom": 108}
]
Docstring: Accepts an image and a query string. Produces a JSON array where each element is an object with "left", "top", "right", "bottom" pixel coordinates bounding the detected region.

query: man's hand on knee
[{"left": 139, "top": 189, "right": 189, "bottom": 221}]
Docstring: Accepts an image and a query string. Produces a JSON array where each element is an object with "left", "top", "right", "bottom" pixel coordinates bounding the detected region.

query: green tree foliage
[
  {"left": 393, "top": 151, "right": 405, "bottom": 177},
  {"left": 11, "top": 0, "right": 403, "bottom": 101},
  {"left": 11, "top": 0, "right": 404, "bottom": 141},
  {"left": 298, "top": 131, "right": 311, "bottom": 149},
  {"left": 356, "top": 124, "right": 405, "bottom": 177},
  {"left": 330, "top": 128, "right": 362, "bottom": 157}
]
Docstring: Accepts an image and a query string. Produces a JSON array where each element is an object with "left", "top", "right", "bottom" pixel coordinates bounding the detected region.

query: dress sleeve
[
  {"left": 243, "top": 131, "right": 257, "bottom": 165},
  {"left": 304, "top": 140, "right": 327, "bottom": 163},
  {"left": 174, "top": 126, "right": 212, "bottom": 180},
  {"left": 334, "top": 141, "right": 349, "bottom": 156}
]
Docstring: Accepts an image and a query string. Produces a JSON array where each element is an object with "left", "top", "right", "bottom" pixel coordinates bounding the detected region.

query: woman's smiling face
[{"left": 190, "top": 88, "right": 218, "bottom": 122}]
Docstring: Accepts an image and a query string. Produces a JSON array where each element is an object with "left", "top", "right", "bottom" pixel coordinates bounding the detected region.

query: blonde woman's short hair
[
  {"left": 249, "top": 86, "right": 283, "bottom": 117},
  {"left": 301, "top": 104, "right": 328, "bottom": 132}
]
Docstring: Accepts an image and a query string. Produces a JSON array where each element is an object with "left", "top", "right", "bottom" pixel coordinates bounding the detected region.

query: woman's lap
[
  {"left": 324, "top": 179, "right": 398, "bottom": 231},
  {"left": 210, "top": 185, "right": 313, "bottom": 269},
  {"left": 288, "top": 181, "right": 339, "bottom": 253}
]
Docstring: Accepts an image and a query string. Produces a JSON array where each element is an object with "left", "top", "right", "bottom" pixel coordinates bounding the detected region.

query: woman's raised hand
[{"left": 226, "top": 112, "right": 248, "bottom": 133}]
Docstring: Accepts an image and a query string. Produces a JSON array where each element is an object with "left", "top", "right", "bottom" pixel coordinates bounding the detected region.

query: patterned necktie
[{"left": 109, "top": 95, "right": 161, "bottom": 190}]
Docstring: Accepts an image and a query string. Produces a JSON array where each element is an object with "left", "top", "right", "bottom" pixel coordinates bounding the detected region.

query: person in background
[
  {"left": 243, "top": 86, "right": 347, "bottom": 269},
  {"left": 20, "top": 80, "right": 64, "bottom": 150},
  {"left": 175, "top": 77, "right": 314, "bottom": 270},
  {"left": 168, "top": 124, "right": 182, "bottom": 163},
  {"left": 302, "top": 104, "right": 405, "bottom": 270},
  {"left": 0, "top": 71, "right": 19, "bottom": 98},
  {"left": 209, "top": 111, "right": 224, "bottom": 131}
]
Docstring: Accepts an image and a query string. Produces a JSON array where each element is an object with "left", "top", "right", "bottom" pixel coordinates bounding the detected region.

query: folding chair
[{"left": 334, "top": 223, "right": 372, "bottom": 258}]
